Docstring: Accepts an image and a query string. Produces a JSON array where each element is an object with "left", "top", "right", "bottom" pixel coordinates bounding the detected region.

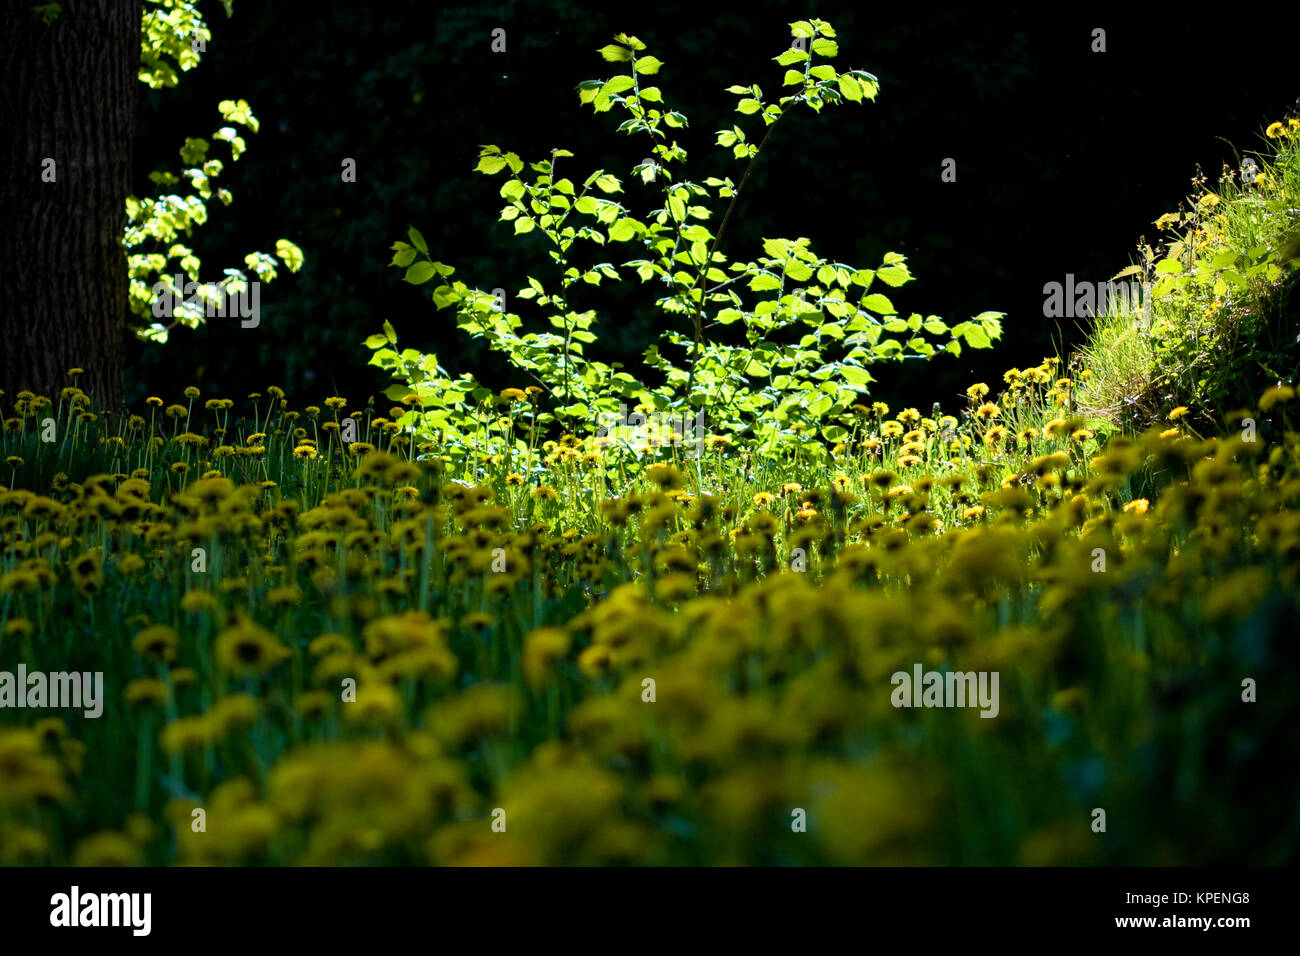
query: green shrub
[{"left": 369, "top": 19, "right": 1003, "bottom": 469}]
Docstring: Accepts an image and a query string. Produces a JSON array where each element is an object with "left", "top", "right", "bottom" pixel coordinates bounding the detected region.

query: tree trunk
[{"left": 0, "top": 0, "right": 140, "bottom": 409}]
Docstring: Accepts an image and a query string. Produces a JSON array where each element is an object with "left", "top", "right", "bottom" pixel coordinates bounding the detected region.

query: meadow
[{"left": 1, "top": 356, "right": 1297, "bottom": 864}]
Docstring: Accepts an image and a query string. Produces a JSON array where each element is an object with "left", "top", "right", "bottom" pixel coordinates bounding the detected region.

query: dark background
[{"left": 125, "top": 0, "right": 1300, "bottom": 410}]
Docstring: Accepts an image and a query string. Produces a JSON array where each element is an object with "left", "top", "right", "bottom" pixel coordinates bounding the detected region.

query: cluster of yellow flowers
[{"left": 0, "top": 375, "right": 1297, "bottom": 864}]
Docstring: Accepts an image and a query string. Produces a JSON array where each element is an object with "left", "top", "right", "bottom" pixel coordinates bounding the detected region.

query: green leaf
[
  {"left": 784, "top": 260, "right": 813, "bottom": 282},
  {"left": 811, "top": 38, "right": 838, "bottom": 57},
  {"left": 783, "top": 69, "right": 804, "bottom": 86},
  {"left": 608, "top": 218, "right": 638, "bottom": 242},
  {"left": 404, "top": 262, "right": 437, "bottom": 284},
  {"left": 407, "top": 227, "right": 428, "bottom": 253},
  {"left": 861, "top": 293, "right": 895, "bottom": 314},
  {"left": 775, "top": 48, "right": 809, "bottom": 66},
  {"left": 876, "top": 265, "right": 910, "bottom": 287},
  {"left": 762, "top": 238, "right": 791, "bottom": 258},
  {"left": 853, "top": 72, "right": 880, "bottom": 99},
  {"left": 960, "top": 324, "right": 991, "bottom": 348},
  {"left": 274, "top": 239, "right": 305, "bottom": 272},
  {"left": 390, "top": 247, "right": 417, "bottom": 268},
  {"left": 973, "top": 311, "right": 1004, "bottom": 339},
  {"left": 598, "top": 43, "right": 633, "bottom": 62},
  {"left": 383, "top": 319, "right": 397, "bottom": 344},
  {"left": 840, "top": 365, "right": 873, "bottom": 386},
  {"left": 837, "top": 74, "right": 862, "bottom": 102},
  {"left": 603, "top": 75, "right": 636, "bottom": 95},
  {"left": 736, "top": 98, "right": 762, "bottom": 115},
  {"left": 634, "top": 56, "right": 663, "bottom": 74},
  {"left": 475, "top": 155, "right": 507, "bottom": 175}
]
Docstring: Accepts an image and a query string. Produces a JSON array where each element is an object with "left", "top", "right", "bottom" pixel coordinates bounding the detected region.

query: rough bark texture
[{"left": 1, "top": 0, "right": 140, "bottom": 408}]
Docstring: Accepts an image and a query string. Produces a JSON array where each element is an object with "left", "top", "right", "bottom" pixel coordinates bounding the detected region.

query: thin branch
[{"left": 685, "top": 113, "right": 785, "bottom": 396}]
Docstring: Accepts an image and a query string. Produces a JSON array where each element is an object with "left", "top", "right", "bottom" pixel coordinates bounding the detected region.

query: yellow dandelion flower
[
  {"left": 215, "top": 617, "right": 290, "bottom": 676},
  {"left": 124, "top": 678, "right": 168, "bottom": 708},
  {"left": 523, "top": 628, "right": 571, "bottom": 689},
  {"left": 132, "top": 625, "right": 179, "bottom": 663},
  {"left": 345, "top": 683, "right": 403, "bottom": 726},
  {"left": 1259, "top": 385, "right": 1295, "bottom": 411},
  {"left": 577, "top": 643, "right": 613, "bottom": 678}
]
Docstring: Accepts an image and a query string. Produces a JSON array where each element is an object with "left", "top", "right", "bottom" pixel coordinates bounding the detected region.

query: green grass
[{"left": 1077, "top": 112, "right": 1300, "bottom": 431}]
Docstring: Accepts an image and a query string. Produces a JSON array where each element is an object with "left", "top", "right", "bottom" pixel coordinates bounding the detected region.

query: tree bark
[{"left": 0, "top": 0, "right": 140, "bottom": 409}]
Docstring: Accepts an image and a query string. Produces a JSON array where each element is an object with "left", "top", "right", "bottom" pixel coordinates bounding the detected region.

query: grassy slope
[{"left": 1077, "top": 113, "right": 1300, "bottom": 433}]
